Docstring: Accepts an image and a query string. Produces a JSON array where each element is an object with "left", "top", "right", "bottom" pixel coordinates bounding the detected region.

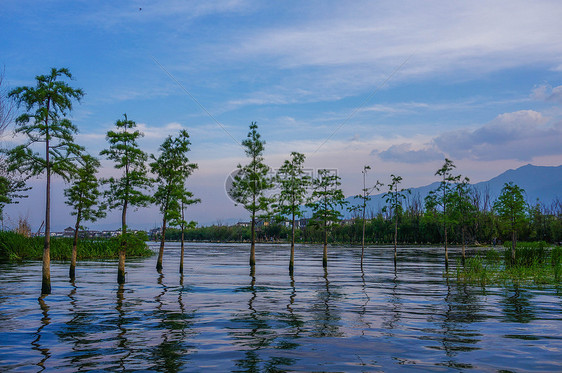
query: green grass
[
  {"left": 0, "top": 231, "right": 153, "bottom": 261},
  {"left": 455, "top": 242, "right": 561, "bottom": 286}
]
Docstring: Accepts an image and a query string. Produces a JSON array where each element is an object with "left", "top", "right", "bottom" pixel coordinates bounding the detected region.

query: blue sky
[{"left": 2, "top": 0, "right": 562, "bottom": 230}]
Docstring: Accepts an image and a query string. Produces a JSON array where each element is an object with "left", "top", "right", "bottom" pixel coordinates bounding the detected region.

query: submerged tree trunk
[
  {"left": 69, "top": 212, "right": 81, "bottom": 280},
  {"left": 323, "top": 223, "right": 328, "bottom": 268},
  {"left": 394, "top": 214, "right": 398, "bottom": 265},
  {"left": 361, "top": 216, "right": 366, "bottom": 269},
  {"left": 42, "top": 136, "right": 51, "bottom": 295},
  {"left": 461, "top": 225, "right": 466, "bottom": 265},
  {"left": 156, "top": 214, "right": 167, "bottom": 272},
  {"left": 511, "top": 224, "right": 516, "bottom": 263},
  {"left": 118, "top": 201, "right": 127, "bottom": 284},
  {"left": 250, "top": 210, "right": 256, "bottom": 267},
  {"left": 444, "top": 223, "right": 449, "bottom": 268},
  {"left": 179, "top": 228, "right": 185, "bottom": 274},
  {"left": 289, "top": 212, "right": 295, "bottom": 273}
]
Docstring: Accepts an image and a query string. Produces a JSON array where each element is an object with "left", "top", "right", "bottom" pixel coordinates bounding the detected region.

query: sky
[{"left": 1, "top": 0, "right": 562, "bottom": 231}]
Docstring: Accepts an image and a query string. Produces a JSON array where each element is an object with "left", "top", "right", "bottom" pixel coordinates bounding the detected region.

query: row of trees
[
  {"left": 229, "top": 121, "right": 559, "bottom": 273},
  {"left": 1, "top": 68, "right": 200, "bottom": 294},
  {"left": 1, "top": 68, "right": 559, "bottom": 294}
]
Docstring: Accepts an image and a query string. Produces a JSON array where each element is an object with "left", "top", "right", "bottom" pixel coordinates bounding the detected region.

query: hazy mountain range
[{"left": 342, "top": 164, "right": 562, "bottom": 217}]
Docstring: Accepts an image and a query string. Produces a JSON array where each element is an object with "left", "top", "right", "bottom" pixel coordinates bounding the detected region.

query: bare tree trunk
[
  {"left": 42, "top": 133, "right": 51, "bottom": 295},
  {"left": 461, "top": 225, "right": 466, "bottom": 265},
  {"left": 394, "top": 214, "right": 398, "bottom": 265},
  {"left": 511, "top": 224, "right": 516, "bottom": 263},
  {"left": 323, "top": 223, "right": 328, "bottom": 268},
  {"left": 444, "top": 223, "right": 449, "bottom": 268},
  {"left": 250, "top": 210, "right": 256, "bottom": 267},
  {"left": 156, "top": 214, "right": 167, "bottom": 272},
  {"left": 179, "top": 206, "right": 185, "bottom": 274},
  {"left": 118, "top": 201, "right": 127, "bottom": 284},
  {"left": 69, "top": 211, "right": 81, "bottom": 280},
  {"left": 361, "top": 212, "right": 366, "bottom": 269},
  {"left": 289, "top": 212, "right": 295, "bottom": 273}
]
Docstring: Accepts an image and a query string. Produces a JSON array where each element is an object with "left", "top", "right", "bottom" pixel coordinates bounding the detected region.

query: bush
[{"left": 0, "top": 231, "right": 152, "bottom": 261}]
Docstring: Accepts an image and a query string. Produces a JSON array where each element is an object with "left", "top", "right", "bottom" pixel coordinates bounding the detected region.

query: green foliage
[
  {"left": 0, "top": 231, "right": 152, "bottom": 261},
  {"left": 494, "top": 182, "right": 527, "bottom": 254},
  {"left": 64, "top": 154, "right": 106, "bottom": 225},
  {"left": 307, "top": 170, "right": 348, "bottom": 237},
  {"left": 150, "top": 130, "right": 199, "bottom": 226},
  {"left": 230, "top": 122, "right": 273, "bottom": 224},
  {"left": 455, "top": 245, "right": 562, "bottom": 285},
  {"left": 100, "top": 114, "right": 153, "bottom": 228},
  {"left": 273, "top": 152, "right": 311, "bottom": 223},
  {"left": 7, "top": 67, "right": 84, "bottom": 181}
]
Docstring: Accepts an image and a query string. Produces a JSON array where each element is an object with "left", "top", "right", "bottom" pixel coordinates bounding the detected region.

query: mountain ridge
[{"left": 342, "top": 164, "right": 562, "bottom": 217}]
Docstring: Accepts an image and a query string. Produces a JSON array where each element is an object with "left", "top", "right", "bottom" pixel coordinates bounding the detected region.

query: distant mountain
[{"left": 340, "top": 164, "right": 562, "bottom": 217}]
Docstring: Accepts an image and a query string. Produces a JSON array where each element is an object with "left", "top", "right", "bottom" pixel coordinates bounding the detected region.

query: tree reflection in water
[
  {"left": 115, "top": 283, "right": 131, "bottom": 369},
  {"left": 382, "top": 267, "right": 401, "bottom": 334},
  {"left": 311, "top": 267, "right": 342, "bottom": 338},
  {"left": 358, "top": 267, "right": 372, "bottom": 335},
  {"left": 150, "top": 272, "right": 195, "bottom": 372},
  {"left": 501, "top": 284, "right": 536, "bottom": 324},
  {"left": 230, "top": 267, "right": 298, "bottom": 372},
  {"left": 437, "top": 274, "right": 485, "bottom": 369},
  {"left": 31, "top": 295, "right": 51, "bottom": 372}
]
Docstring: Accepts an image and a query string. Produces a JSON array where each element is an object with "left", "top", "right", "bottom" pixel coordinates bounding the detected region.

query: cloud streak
[{"left": 375, "top": 110, "right": 562, "bottom": 163}]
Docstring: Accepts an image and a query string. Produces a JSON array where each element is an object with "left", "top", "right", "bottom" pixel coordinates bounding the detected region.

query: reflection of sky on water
[{"left": 0, "top": 244, "right": 560, "bottom": 372}]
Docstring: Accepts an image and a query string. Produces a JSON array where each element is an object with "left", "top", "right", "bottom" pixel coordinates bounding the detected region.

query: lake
[{"left": 1, "top": 243, "right": 561, "bottom": 372}]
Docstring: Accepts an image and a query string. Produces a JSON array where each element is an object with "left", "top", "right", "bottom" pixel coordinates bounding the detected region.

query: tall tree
[
  {"left": 307, "top": 169, "right": 348, "bottom": 268},
  {"left": 494, "top": 182, "right": 527, "bottom": 263},
  {"left": 150, "top": 130, "right": 198, "bottom": 272},
  {"left": 425, "top": 158, "right": 460, "bottom": 266},
  {"left": 352, "top": 166, "right": 382, "bottom": 268},
  {"left": 64, "top": 154, "right": 106, "bottom": 280},
  {"left": 100, "top": 114, "right": 152, "bottom": 284},
  {"left": 273, "top": 151, "right": 311, "bottom": 273},
  {"left": 230, "top": 122, "right": 273, "bottom": 268},
  {"left": 7, "top": 67, "right": 84, "bottom": 294},
  {"left": 383, "top": 174, "right": 409, "bottom": 265}
]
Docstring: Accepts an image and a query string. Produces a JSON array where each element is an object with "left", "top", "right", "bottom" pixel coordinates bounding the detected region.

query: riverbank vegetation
[
  {"left": 0, "top": 231, "right": 153, "bottom": 261},
  {"left": 454, "top": 241, "right": 562, "bottom": 285}
]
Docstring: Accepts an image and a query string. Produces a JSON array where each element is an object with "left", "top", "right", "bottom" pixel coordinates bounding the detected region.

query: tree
[
  {"left": 494, "top": 182, "right": 527, "bottom": 262},
  {"left": 425, "top": 158, "right": 460, "bottom": 266},
  {"left": 230, "top": 122, "right": 273, "bottom": 268},
  {"left": 450, "top": 177, "right": 474, "bottom": 264},
  {"left": 100, "top": 114, "right": 152, "bottom": 284},
  {"left": 351, "top": 166, "right": 382, "bottom": 268},
  {"left": 64, "top": 154, "right": 106, "bottom": 280},
  {"left": 273, "top": 151, "right": 311, "bottom": 273},
  {"left": 383, "top": 174, "right": 409, "bottom": 266},
  {"left": 7, "top": 68, "right": 84, "bottom": 294},
  {"left": 150, "top": 130, "right": 198, "bottom": 272},
  {"left": 307, "top": 169, "right": 348, "bottom": 267}
]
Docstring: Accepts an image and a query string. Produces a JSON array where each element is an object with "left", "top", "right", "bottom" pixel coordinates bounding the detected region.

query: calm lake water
[{"left": 0, "top": 243, "right": 561, "bottom": 372}]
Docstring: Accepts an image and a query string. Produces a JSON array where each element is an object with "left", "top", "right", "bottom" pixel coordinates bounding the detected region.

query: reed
[{"left": 0, "top": 231, "right": 153, "bottom": 261}]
